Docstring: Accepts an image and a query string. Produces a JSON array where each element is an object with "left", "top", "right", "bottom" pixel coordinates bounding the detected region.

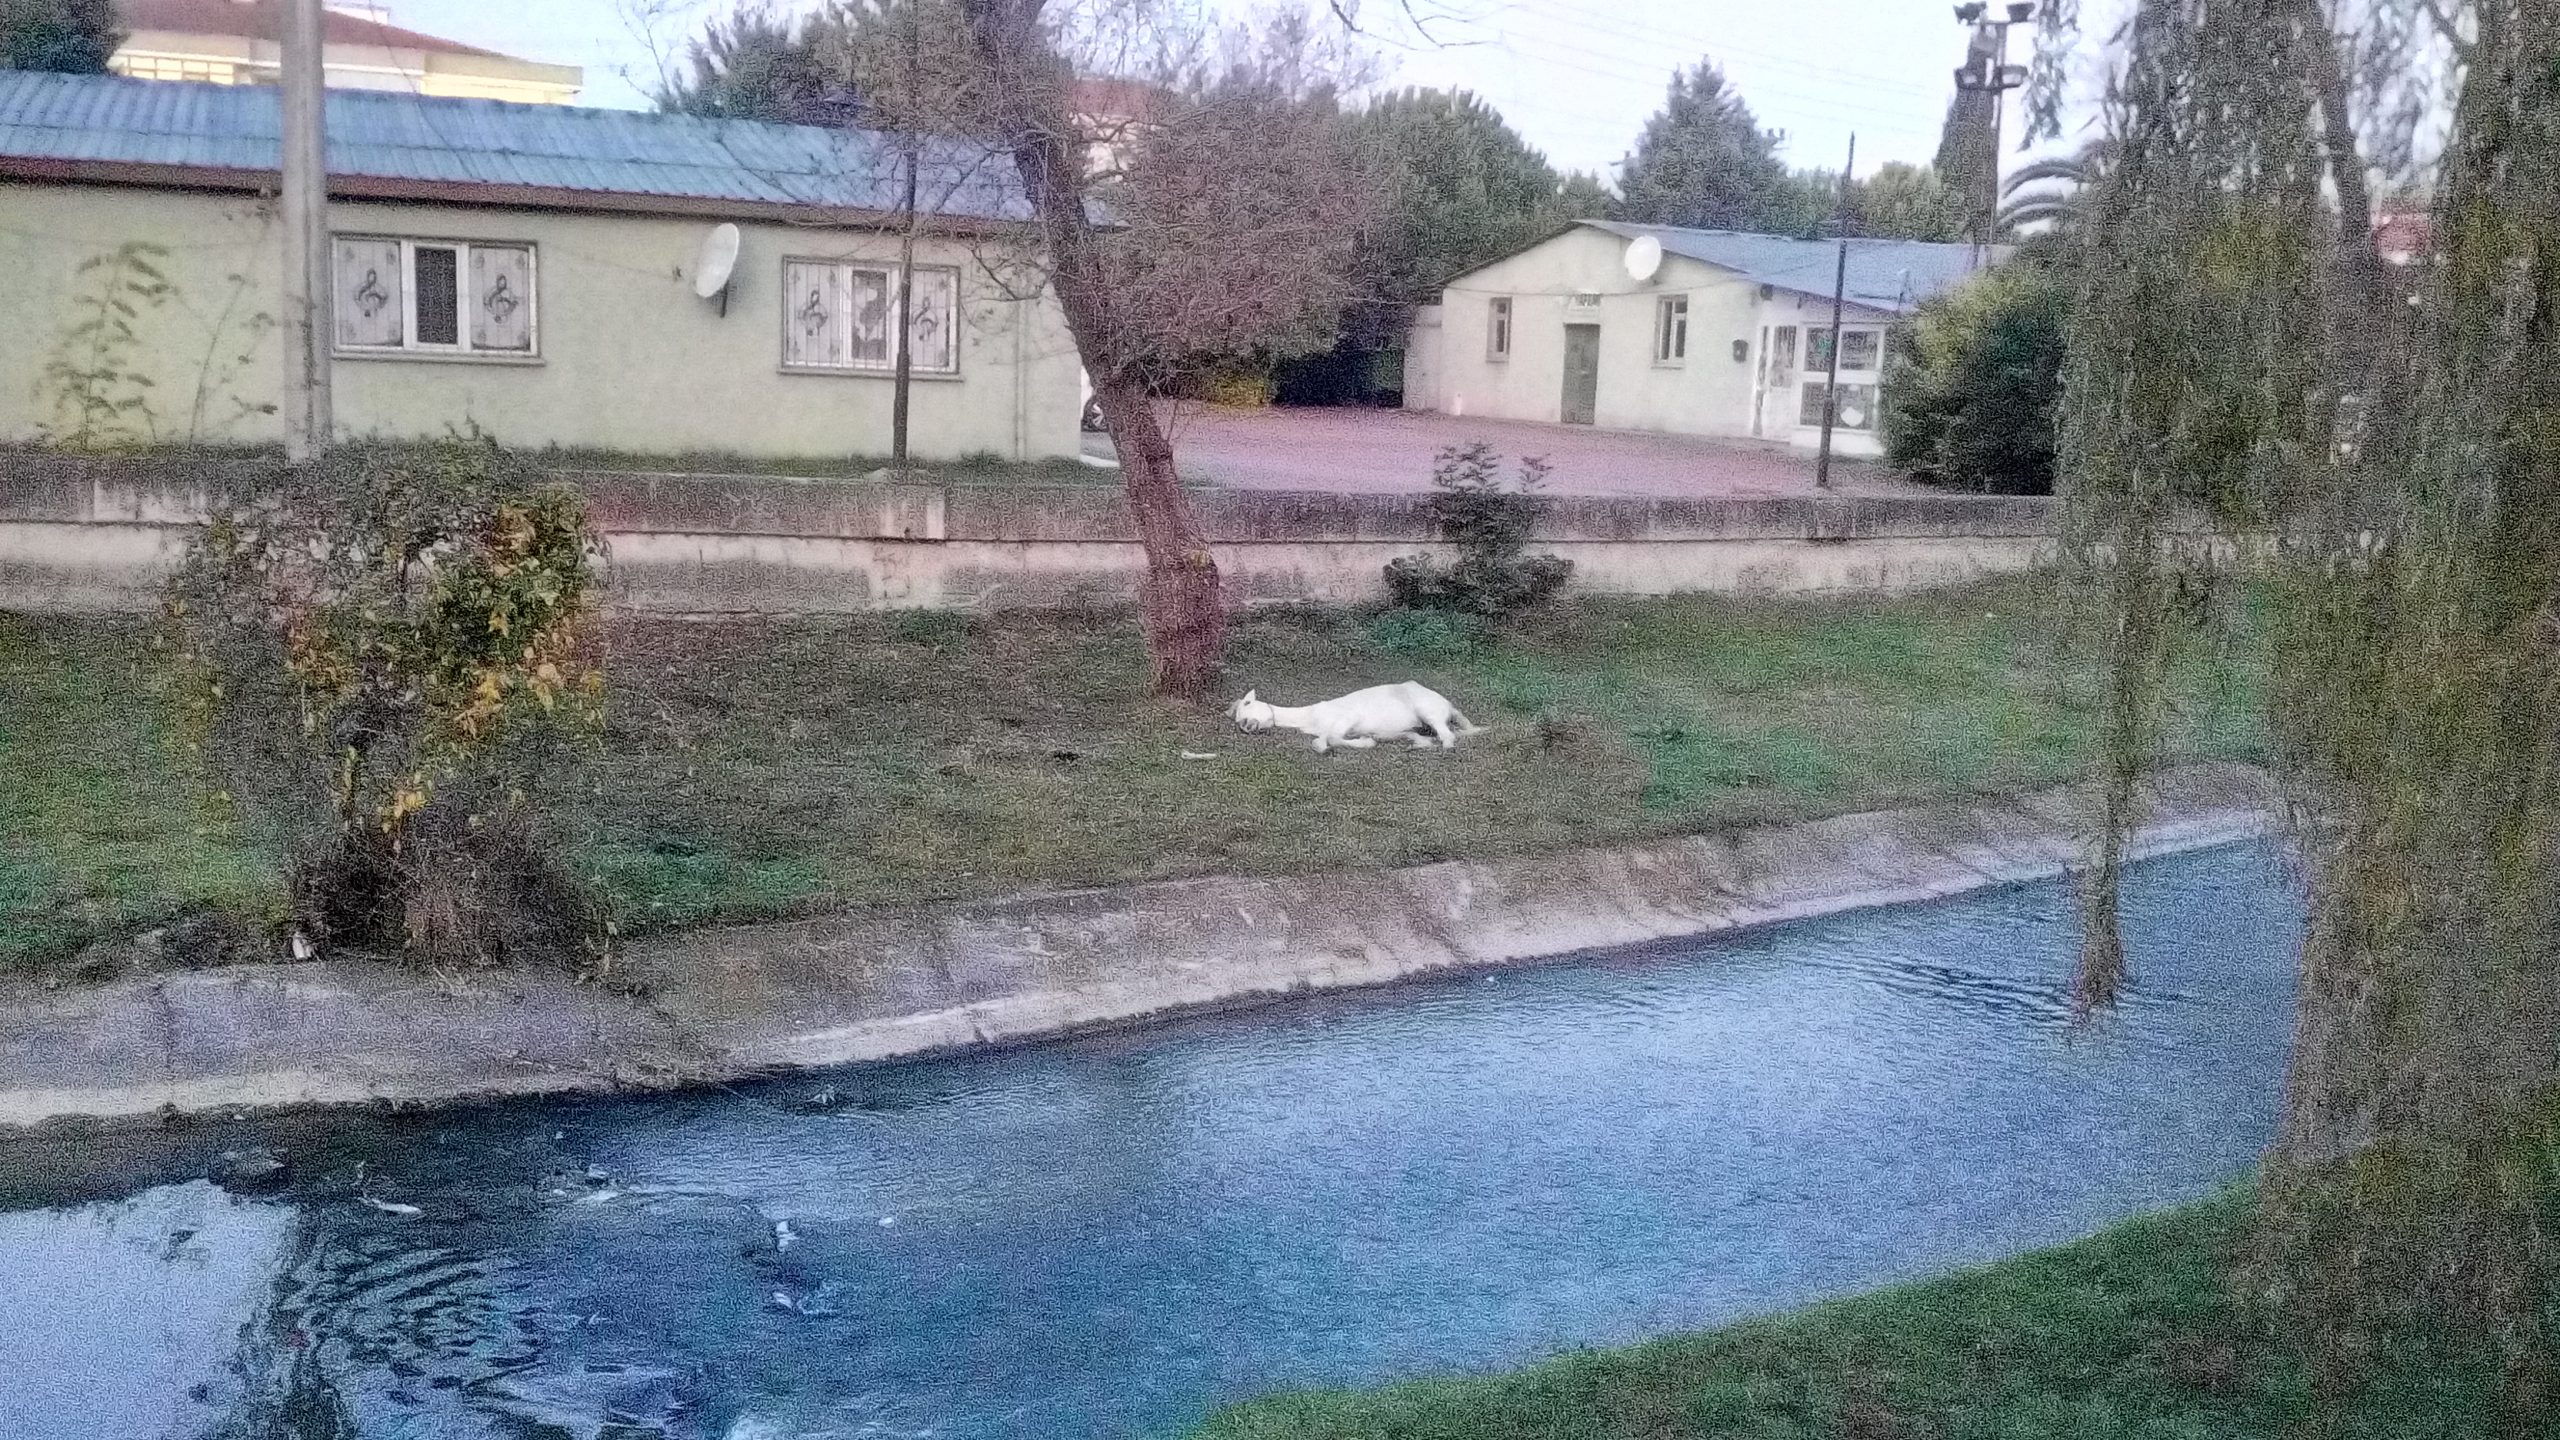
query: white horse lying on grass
[{"left": 1229, "top": 682, "right": 1483, "bottom": 753}]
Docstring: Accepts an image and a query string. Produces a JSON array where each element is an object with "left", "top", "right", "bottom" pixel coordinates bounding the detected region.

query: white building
[
  {"left": 1403, "top": 221, "right": 2000, "bottom": 457},
  {"left": 110, "top": 0, "right": 582, "bottom": 104}
]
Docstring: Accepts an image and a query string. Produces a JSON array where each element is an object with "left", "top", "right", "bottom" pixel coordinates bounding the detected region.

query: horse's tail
[{"left": 1448, "top": 706, "right": 1483, "bottom": 735}]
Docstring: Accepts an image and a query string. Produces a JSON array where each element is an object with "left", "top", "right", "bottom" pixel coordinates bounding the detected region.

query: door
[{"left": 1561, "top": 323, "right": 1600, "bottom": 425}]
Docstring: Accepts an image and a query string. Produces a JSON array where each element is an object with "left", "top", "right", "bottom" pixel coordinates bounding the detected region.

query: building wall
[
  {"left": 1410, "top": 225, "right": 1904, "bottom": 458},
  {"left": 0, "top": 183, "right": 1085, "bottom": 461},
  {"left": 111, "top": 31, "right": 582, "bottom": 103}
]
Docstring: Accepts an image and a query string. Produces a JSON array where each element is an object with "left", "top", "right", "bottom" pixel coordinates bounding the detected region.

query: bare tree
[{"left": 943, "top": 1, "right": 1367, "bottom": 697}]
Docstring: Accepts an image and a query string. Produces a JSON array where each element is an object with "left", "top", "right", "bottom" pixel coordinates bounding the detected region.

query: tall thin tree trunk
[
  {"left": 2285, "top": 0, "right": 2392, "bottom": 317},
  {"left": 955, "top": 0, "right": 1225, "bottom": 697}
]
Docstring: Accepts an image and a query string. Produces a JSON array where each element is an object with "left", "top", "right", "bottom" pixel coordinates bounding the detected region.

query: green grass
[
  {"left": 0, "top": 575, "right": 2265, "bottom": 966},
  {"left": 0, "top": 614, "right": 272, "bottom": 968},
  {"left": 1188, "top": 1187, "right": 2514, "bottom": 1440}
]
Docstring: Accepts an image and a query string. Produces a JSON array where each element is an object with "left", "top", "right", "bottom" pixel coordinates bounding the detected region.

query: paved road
[{"left": 1084, "top": 405, "right": 1917, "bottom": 498}]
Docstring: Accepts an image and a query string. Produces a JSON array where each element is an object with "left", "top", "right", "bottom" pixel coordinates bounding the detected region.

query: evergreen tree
[
  {"left": 1335, "top": 89, "right": 1571, "bottom": 349},
  {"left": 1612, "top": 60, "right": 1791, "bottom": 232},
  {"left": 1852, "top": 161, "right": 1970, "bottom": 242},
  {"left": 655, "top": 2, "right": 846, "bottom": 120},
  {"left": 0, "top": 0, "right": 120, "bottom": 73}
]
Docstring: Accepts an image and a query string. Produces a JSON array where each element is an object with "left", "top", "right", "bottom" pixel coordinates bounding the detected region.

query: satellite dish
[
  {"left": 693, "top": 223, "right": 741, "bottom": 308},
  {"left": 1623, "top": 234, "right": 1663, "bottom": 282}
]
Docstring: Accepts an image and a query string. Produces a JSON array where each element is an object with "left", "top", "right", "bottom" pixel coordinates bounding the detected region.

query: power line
[
  {"left": 1461, "top": 19, "right": 1953, "bottom": 143},
  {"left": 1501, "top": 0, "right": 1955, "bottom": 99}
]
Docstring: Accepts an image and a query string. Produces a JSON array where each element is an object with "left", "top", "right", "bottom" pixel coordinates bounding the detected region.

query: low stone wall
[
  {"left": 0, "top": 453, "right": 2059, "bottom": 615},
  {"left": 0, "top": 764, "right": 2272, "bottom": 1136}
]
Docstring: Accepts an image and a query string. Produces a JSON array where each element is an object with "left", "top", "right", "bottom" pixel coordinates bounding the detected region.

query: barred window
[
  {"left": 782, "top": 258, "right": 961, "bottom": 374},
  {"left": 333, "top": 236, "right": 536, "bottom": 358}
]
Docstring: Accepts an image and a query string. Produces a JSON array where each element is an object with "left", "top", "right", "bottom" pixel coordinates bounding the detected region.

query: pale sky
[{"left": 386, "top": 0, "right": 2121, "bottom": 181}]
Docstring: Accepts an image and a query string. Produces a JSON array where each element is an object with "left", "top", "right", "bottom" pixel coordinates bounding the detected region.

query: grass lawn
[
  {"left": 1186, "top": 1187, "right": 2515, "bottom": 1440},
  {"left": 0, "top": 575, "right": 2264, "bottom": 968},
  {"left": 0, "top": 613, "right": 273, "bottom": 966}
]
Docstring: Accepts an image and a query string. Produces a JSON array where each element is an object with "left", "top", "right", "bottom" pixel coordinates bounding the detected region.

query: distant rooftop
[
  {"left": 111, "top": 0, "right": 582, "bottom": 105},
  {"left": 0, "top": 70, "right": 1032, "bottom": 224},
  {"left": 1584, "top": 221, "right": 2003, "bottom": 313},
  {"left": 120, "top": 0, "right": 515, "bottom": 59}
]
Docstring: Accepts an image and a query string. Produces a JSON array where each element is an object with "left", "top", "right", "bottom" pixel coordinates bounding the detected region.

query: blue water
[{"left": 0, "top": 843, "right": 2302, "bottom": 1440}]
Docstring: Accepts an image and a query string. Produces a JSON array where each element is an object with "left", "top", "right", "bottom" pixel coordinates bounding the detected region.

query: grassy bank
[
  {"left": 0, "top": 576, "right": 2263, "bottom": 968},
  {"left": 1188, "top": 1188, "right": 2510, "bottom": 1439}
]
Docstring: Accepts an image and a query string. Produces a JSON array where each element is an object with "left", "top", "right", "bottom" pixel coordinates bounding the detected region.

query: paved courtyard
[{"left": 1088, "top": 405, "right": 1919, "bottom": 498}]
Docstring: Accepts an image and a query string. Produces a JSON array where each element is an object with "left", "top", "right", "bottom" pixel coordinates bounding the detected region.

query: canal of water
[{"left": 0, "top": 842, "right": 2302, "bottom": 1439}]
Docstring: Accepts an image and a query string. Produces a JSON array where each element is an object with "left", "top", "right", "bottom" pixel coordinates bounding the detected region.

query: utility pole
[
  {"left": 889, "top": 4, "right": 921, "bottom": 466},
  {"left": 1950, "top": 2, "right": 2035, "bottom": 253},
  {"left": 1815, "top": 134, "right": 1855, "bottom": 491},
  {"left": 279, "top": 0, "right": 331, "bottom": 461}
]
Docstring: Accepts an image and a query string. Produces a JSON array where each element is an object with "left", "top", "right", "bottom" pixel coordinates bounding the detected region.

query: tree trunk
[
  {"left": 2287, "top": 0, "right": 2391, "bottom": 311},
  {"left": 954, "top": 0, "right": 1226, "bottom": 698},
  {"left": 1089, "top": 373, "right": 1223, "bottom": 695}
]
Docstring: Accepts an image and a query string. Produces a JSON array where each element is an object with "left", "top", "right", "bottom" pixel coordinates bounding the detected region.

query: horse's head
[{"left": 1229, "top": 690, "right": 1274, "bottom": 732}]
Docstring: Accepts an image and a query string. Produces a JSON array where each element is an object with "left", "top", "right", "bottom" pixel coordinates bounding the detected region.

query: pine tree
[
  {"left": 0, "top": 0, "right": 121, "bottom": 73},
  {"left": 1612, "top": 60, "right": 1791, "bottom": 233}
]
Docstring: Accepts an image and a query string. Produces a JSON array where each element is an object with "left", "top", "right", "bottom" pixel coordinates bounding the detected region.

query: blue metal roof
[
  {"left": 1584, "top": 220, "right": 2001, "bottom": 313},
  {"left": 0, "top": 70, "right": 1032, "bottom": 221}
]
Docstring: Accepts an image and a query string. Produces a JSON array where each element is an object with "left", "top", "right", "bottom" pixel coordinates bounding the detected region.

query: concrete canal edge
[{"left": 0, "top": 763, "right": 2274, "bottom": 1137}]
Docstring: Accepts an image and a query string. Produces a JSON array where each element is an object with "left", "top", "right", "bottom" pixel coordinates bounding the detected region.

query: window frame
[
  {"left": 1653, "top": 294, "right": 1690, "bottom": 366},
  {"left": 778, "top": 256, "right": 965, "bottom": 378},
  {"left": 1486, "top": 296, "right": 1513, "bottom": 361},
  {"left": 1803, "top": 324, "right": 1883, "bottom": 379},
  {"left": 1797, "top": 379, "right": 1881, "bottom": 432},
  {"left": 330, "top": 234, "right": 541, "bottom": 362}
]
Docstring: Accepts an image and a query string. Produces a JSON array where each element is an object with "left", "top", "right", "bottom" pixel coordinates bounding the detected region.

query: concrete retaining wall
[
  {"left": 0, "top": 764, "right": 2273, "bottom": 1136},
  {"left": 0, "top": 453, "right": 2059, "bottom": 614}
]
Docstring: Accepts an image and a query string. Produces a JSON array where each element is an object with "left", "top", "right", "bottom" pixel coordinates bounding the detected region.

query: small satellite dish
[
  {"left": 1623, "top": 234, "right": 1663, "bottom": 283},
  {"left": 694, "top": 223, "right": 741, "bottom": 312}
]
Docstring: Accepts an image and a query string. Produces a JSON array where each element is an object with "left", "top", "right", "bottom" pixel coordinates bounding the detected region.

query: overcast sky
[{"left": 386, "top": 0, "right": 2120, "bottom": 180}]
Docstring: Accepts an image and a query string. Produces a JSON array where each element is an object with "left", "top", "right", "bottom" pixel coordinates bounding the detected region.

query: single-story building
[
  {"left": 1402, "top": 220, "right": 2000, "bottom": 457},
  {"left": 0, "top": 71, "right": 1084, "bottom": 461}
]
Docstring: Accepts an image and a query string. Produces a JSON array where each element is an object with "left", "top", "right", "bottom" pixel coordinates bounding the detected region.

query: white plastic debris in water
[
  {"left": 878, "top": 1215, "right": 896, "bottom": 1227},
  {"left": 773, "top": 1220, "right": 798, "bottom": 1252},
  {"left": 358, "top": 1196, "right": 423, "bottom": 1218},
  {"left": 288, "top": 930, "right": 314, "bottom": 961}
]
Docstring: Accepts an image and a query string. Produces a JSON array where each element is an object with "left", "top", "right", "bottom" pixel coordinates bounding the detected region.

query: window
[
  {"left": 332, "top": 236, "right": 535, "bottom": 357},
  {"left": 1486, "top": 296, "right": 1512, "bottom": 360},
  {"left": 112, "top": 54, "right": 240, "bottom": 83},
  {"left": 1804, "top": 326, "right": 1881, "bottom": 375},
  {"left": 1798, "top": 381, "right": 1880, "bottom": 431},
  {"left": 1653, "top": 295, "right": 1689, "bottom": 364},
  {"left": 782, "top": 258, "right": 961, "bottom": 374}
]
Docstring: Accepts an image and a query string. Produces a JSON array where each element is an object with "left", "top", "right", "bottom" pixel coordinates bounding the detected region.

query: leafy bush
[
  {"left": 1882, "top": 263, "right": 2069, "bottom": 495},
  {"left": 1384, "top": 442, "right": 1574, "bottom": 618},
  {"left": 165, "top": 436, "right": 608, "bottom": 970}
]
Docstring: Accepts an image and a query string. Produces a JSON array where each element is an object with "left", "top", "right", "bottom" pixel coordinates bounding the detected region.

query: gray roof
[
  {"left": 0, "top": 70, "right": 1031, "bottom": 221},
  {"left": 1584, "top": 220, "right": 2001, "bottom": 313}
]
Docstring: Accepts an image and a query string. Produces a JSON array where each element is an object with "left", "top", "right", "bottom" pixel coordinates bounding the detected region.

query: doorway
[{"left": 1560, "top": 323, "right": 1600, "bottom": 425}]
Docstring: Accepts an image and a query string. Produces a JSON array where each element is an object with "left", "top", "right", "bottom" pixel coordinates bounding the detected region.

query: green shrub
[
  {"left": 1883, "top": 263, "right": 2068, "bottom": 495},
  {"left": 165, "top": 435, "right": 608, "bottom": 970},
  {"left": 1384, "top": 442, "right": 1574, "bottom": 618}
]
